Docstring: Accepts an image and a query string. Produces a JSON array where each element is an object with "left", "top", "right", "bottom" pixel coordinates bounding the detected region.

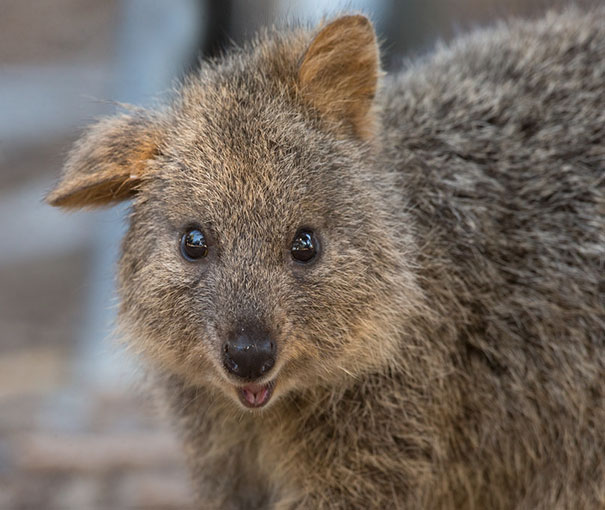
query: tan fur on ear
[
  {"left": 298, "top": 15, "right": 380, "bottom": 140},
  {"left": 47, "top": 112, "right": 160, "bottom": 208}
]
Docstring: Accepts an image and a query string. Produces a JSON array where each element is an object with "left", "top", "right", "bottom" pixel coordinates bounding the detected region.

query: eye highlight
[
  {"left": 180, "top": 228, "right": 208, "bottom": 261},
  {"left": 291, "top": 229, "right": 319, "bottom": 263}
]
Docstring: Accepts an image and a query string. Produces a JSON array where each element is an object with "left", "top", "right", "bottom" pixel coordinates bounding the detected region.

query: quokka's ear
[
  {"left": 298, "top": 14, "right": 380, "bottom": 140},
  {"left": 47, "top": 112, "right": 161, "bottom": 208}
]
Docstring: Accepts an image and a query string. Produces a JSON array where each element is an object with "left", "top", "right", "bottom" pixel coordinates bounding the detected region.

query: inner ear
[
  {"left": 48, "top": 172, "right": 145, "bottom": 208},
  {"left": 298, "top": 15, "right": 380, "bottom": 140},
  {"left": 47, "top": 112, "right": 161, "bottom": 209}
]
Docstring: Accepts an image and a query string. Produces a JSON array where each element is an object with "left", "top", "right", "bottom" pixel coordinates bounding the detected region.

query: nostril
[
  {"left": 224, "top": 357, "right": 238, "bottom": 373},
  {"left": 269, "top": 341, "right": 275, "bottom": 353},
  {"left": 260, "top": 358, "right": 274, "bottom": 375}
]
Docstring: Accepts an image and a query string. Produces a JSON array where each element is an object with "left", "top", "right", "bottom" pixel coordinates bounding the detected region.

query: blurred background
[{"left": 0, "top": 0, "right": 576, "bottom": 508}]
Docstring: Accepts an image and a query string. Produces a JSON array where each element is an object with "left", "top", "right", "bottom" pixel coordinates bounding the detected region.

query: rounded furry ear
[
  {"left": 47, "top": 111, "right": 162, "bottom": 208},
  {"left": 298, "top": 15, "right": 380, "bottom": 140}
]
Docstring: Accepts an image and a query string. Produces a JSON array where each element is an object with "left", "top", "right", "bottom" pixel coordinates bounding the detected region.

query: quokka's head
[{"left": 48, "top": 15, "right": 422, "bottom": 411}]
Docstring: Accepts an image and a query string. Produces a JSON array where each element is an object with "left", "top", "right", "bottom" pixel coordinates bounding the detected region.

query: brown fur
[
  {"left": 47, "top": 111, "right": 161, "bottom": 207},
  {"left": 48, "top": 7, "right": 604, "bottom": 509},
  {"left": 298, "top": 15, "right": 380, "bottom": 140}
]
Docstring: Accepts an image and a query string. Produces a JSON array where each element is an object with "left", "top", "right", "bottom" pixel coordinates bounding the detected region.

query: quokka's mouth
[{"left": 236, "top": 380, "right": 275, "bottom": 409}]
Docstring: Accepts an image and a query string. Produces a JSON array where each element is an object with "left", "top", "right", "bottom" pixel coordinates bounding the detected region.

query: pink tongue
[{"left": 243, "top": 385, "right": 268, "bottom": 405}]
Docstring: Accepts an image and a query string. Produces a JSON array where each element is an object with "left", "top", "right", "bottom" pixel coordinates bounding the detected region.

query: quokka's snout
[{"left": 222, "top": 322, "right": 277, "bottom": 382}]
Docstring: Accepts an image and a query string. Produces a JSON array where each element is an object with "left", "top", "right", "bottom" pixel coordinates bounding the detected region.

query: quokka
[{"left": 48, "top": 7, "right": 604, "bottom": 509}]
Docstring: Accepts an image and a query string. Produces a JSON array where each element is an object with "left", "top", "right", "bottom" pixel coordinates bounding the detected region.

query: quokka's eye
[
  {"left": 291, "top": 229, "right": 319, "bottom": 263},
  {"left": 180, "top": 228, "right": 208, "bottom": 261}
]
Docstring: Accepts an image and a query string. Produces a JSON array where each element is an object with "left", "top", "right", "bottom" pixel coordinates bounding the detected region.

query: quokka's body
[{"left": 48, "top": 6, "right": 604, "bottom": 509}]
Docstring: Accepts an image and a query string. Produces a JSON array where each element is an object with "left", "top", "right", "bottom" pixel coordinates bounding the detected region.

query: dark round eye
[
  {"left": 291, "top": 229, "right": 318, "bottom": 263},
  {"left": 180, "top": 228, "right": 208, "bottom": 261}
]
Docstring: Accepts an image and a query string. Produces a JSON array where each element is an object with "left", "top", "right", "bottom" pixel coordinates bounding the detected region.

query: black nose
[{"left": 222, "top": 328, "right": 276, "bottom": 381}]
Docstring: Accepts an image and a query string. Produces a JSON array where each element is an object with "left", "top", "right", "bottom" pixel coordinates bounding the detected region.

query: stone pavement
[{"left": 0, "top": 389, "right": 194, "bottom": 509}]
